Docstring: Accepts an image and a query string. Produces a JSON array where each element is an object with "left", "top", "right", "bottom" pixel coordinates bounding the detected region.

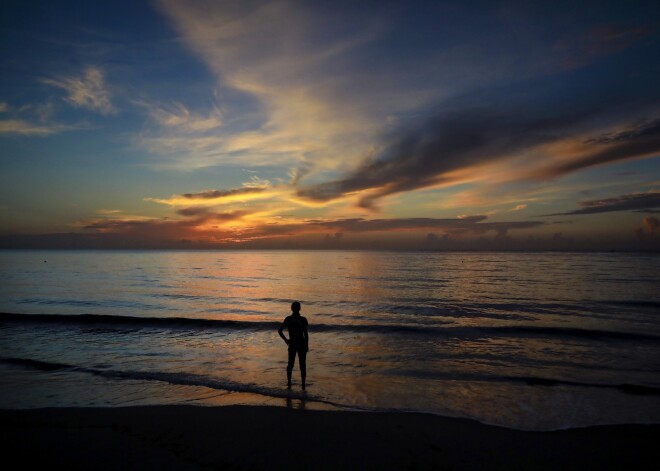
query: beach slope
[{"left": 2, "top": 405, "right": 658, "bottom": 470}]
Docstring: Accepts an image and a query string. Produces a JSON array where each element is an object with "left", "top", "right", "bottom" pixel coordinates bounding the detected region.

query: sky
[{"left": 1, "top": 0, "right": 659, "bottom": 250}]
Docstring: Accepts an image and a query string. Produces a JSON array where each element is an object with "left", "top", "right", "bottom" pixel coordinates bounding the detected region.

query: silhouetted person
[{"left": 278, "top": 301, "right": 309, "bottom": 390}]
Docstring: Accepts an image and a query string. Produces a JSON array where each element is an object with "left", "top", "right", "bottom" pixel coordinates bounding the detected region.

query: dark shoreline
[{"left": 2, "top": 405, "right": 659, "bottom": 470}]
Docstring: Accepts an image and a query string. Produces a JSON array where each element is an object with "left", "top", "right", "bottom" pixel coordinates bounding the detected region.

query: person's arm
[{"left": 278, "top": 318, "right": 289, "bottom": 345}]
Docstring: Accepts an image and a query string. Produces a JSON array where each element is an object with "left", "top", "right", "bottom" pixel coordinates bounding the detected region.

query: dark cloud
[
  {"left": 182, "top": 187, "right": 266, "bottom": 199},
  {"left": 545, "top": 119, "right": 660, "bottom": 177},
  {"left": 78, "top": 210, "right": 250, "bottom": 241},
  {"left": 644, "top": 216, "right": 660, "bottom": 233},
  {"left": 174, "top": 207, "right": 251, "bottom": 219},
  {"left": 176, "top": 207, "right": 211, "bottom": 217},
  {"left": 546, "top": 191, "right": 660, "bottom": 216},
  {"left": 297, "top": 104, "right": 660, "bottom": 209},
  {"left": 585, "top": 118, "right": 660, "bottom": 145},
  {"left": 298, "top": 108, "right": 582, "bottom": 208},
  {"left": 243, "top": 216, "right": 543, "bottom": 239},
  {"left": 634, "top": 216, "right": 660, "bottom": 242},
  {"left": 0, "top": 210, "right": 251, "bottom": 249}
]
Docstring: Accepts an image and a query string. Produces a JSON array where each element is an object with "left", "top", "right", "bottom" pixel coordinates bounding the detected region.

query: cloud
[
  {"left": 0, "top": 207, "right": 249, "bottom": 249},
  {"left": 585, "top": 118, "right": 660, "bottom": 145},
  {"left": 146, "top": 180, "right": 281, "bottom": 206},
  {"left": 644, "top": 216, "right": 660, "bottom": 233},
  {"left": 182, "top": 187, "right": 266, "bottom": 200},
  {"left": 173, "top": 207, "right": 253, "bottom": 220},
  {"left": 175, "top": 207, "right": 211, "bottom": 217},
  {"left": 149, "top": 1, "right": 405, "bottom": 172},
  {"left": 150, "top": 0, "right": 660, "bottom": 207},
  {"left": 233, "top": 215, "right": 543, "bottom": 239},
  {"left": 546, "top": 191, "right": 660, "bottom": 216},
  {"left": 289, "top": 162, "right": 312, "bottom": 185},
  {"left": 77, "top": 208, "right": 252, "bottom": 245},
  {"left": 294, "top": 103, "right": 660, "bottom": 210},
  {"left": 42, "top": 66, "right": 116, "bottom": 115},
  {"left": 136, "top": 100, "right": 222, "bottom": 131},
  {"left": 96, "top": 209, "right": 122, "bottom": 215},
  {"left": 511, "top": 204, "right": 528, "bottom": 211},
  {"left": 0, "top": 119, "right": 82, "bottom": 136},
  {"left": 0, "top": 97, "right": 90, "bottom": 136},
  {"left": 542, "top": 118, "right": 660, "bottom": 177},
  {"left": 296, "top": 107, "right": 595, "bottom": 208},
  {"left": 73, "top": 209, "right": 544, "bottom": 247}
]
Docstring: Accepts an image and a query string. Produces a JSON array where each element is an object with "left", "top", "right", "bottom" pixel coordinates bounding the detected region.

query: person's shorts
[{"left": 289, "top": 342, "right": 308, "bottom": 353}]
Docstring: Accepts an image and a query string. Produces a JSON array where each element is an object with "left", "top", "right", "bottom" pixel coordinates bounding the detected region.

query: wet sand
[{"left": 2, "top": 405, "right": 658, "bottom": 470}]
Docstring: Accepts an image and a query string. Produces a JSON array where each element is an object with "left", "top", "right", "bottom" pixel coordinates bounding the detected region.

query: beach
[{"left": 3, "top": 405, "right": 659, "bottom": 470}]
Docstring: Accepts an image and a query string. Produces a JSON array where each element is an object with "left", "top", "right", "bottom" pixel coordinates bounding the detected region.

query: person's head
[{"left": 291, "top": 301, "right": 301, "bottom": 313}]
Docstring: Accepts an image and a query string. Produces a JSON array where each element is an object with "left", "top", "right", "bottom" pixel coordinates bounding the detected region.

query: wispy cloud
[
  {"left": 135, "top": 100, "right": 222, "bottom": 131},
  {"left": 182, "top": 187, "right": 266, "bottom": 200},
  {"left": 96, "top": 209, "right": 123, "bottom": 215},
  {"left": 146, "top": 178, "right": 283, "bottom": 207},
  {"left": 546, "top": 191, "right": 660, "bottom": 216},
  {"left": 42, "top": 66, "right": 117, "bottom": 115},
  {"left": 0, "top": 119, "right": 83, "bottom": 136},
  {"left": 0, "top": 96, "right": 90, "bottom": 136},
  {"left": 149, "top": 1, "right": 393, "bottom": 171}
]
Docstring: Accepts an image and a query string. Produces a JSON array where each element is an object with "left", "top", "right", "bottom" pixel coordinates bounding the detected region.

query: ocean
[{"left": 0, "top": 250, "right": 658, "bottom": 431}]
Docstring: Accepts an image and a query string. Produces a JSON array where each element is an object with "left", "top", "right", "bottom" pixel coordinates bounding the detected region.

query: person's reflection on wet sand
[{"left": 286, "top": 395, "right": 307, "bottom": 410}]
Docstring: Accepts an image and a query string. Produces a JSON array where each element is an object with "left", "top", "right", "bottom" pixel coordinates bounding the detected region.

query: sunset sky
[{"left": 1, "top": 0, "right": 659, "bottom": 250}]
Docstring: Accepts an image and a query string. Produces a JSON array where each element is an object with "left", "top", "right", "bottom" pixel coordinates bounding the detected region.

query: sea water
[{"left": 0, "top": 250, "right": 658, "bottom": 430}]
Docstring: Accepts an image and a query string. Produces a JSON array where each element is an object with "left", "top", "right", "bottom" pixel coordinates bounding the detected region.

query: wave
[
  {"left": 602, "top": 300, "right": 660, "bottom": 309},
  {"left": 0, "top": 312, "right": 281, "bottom": 331},
  {"left": 0, "top": 357, "right": 72, "bottom": 371},
  {"left": 2, "top": 312, "right": 659, "bottom": 342},
  {"left": 0, "top": 357, "right": 355, "bottom": 410},
  {"left": 395, "top": 369, "right": 660, "bottom": 396},
  {"left": 2, "top": 356, "right": 658, "bottom": 398}
]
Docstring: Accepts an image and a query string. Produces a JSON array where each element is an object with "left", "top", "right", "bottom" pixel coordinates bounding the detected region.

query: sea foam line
[
  {"left": 2, "top": 312, "right": 659, "bottom": 342},
  {"left": 1, "top": 356, "right": 658, "bottom": 397}
]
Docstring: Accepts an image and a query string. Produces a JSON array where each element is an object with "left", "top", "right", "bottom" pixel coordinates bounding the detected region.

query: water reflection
[
  {"left": 1, "top": 250, "right": 659, "bottom": 430},
  {"left": 286, "top": 395, "right": 307, "bottom": 411}
]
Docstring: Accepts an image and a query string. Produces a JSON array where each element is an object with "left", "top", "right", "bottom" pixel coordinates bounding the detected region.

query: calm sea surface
[{"left": 0, "top": 250, "right": 658, "bottom": 430}]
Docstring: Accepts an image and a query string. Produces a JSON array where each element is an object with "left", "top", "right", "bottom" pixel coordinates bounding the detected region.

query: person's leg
[
  {"left": 287, "top": 347, "right": 296, "bottom": 387},
  {"left": 298, "top": 350, "right": 307, "bottom": 390}
]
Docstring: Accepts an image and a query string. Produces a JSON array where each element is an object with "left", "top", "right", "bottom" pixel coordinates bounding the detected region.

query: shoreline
[{"left": 3, "top": 405, "right": 659, "bottom": 470}]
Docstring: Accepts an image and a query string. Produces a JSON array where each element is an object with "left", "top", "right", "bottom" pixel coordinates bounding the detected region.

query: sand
[{"left": 2, "top": 405, "right": 658, "bottom": 470}]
